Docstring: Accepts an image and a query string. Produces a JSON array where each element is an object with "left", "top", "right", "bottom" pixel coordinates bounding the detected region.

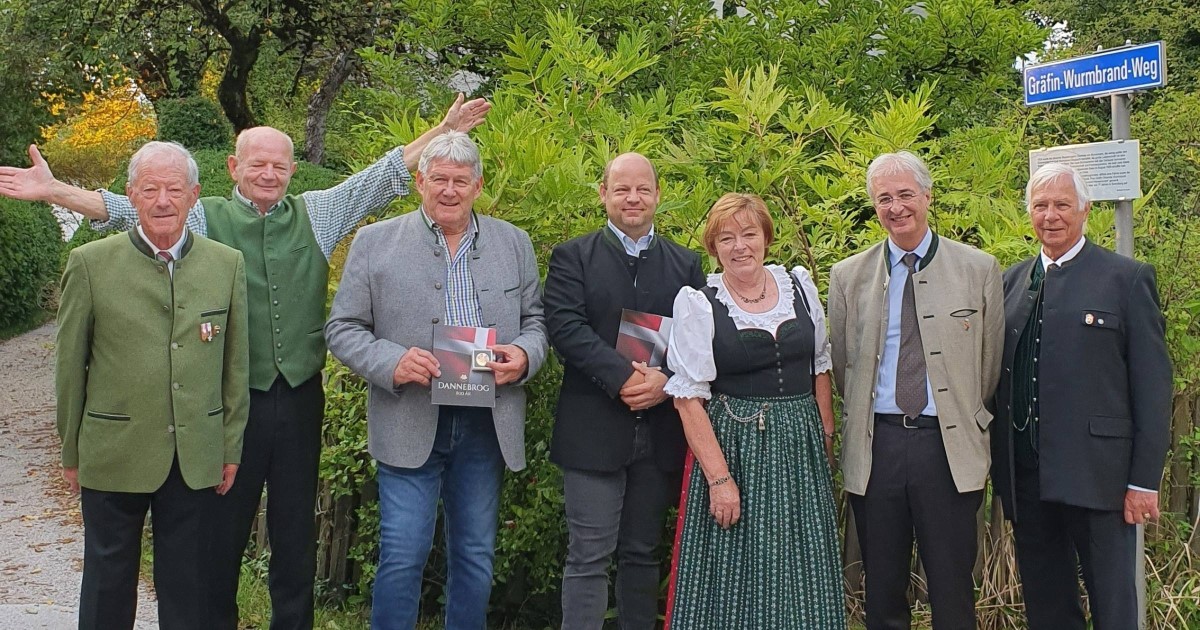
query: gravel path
[{"left": 0, "top": 323, "right": 158, "bottom": 629}]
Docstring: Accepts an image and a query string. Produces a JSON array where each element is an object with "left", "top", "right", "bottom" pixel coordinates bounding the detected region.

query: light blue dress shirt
[
  {"left": 607, "top": 219, "right": 655, "bottom": 255},
  {"left": 874, "top": 228, "right": 938, "bottom": 416}
]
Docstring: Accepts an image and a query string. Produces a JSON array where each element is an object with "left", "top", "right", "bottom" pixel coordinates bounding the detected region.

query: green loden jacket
[{"left": 56, "top": 229, "right": 250, "bottom": 493}]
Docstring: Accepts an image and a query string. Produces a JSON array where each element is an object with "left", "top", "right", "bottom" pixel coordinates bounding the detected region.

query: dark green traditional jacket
[
  {"left": 202, "top": 194, "right": 329, "bottom": 391},
  {"left": 56, "top": 230, "right": 250, "bottom": 493}
]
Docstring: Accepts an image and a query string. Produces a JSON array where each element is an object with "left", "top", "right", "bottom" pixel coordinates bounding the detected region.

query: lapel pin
[
  {"left": 200, "top": 322, "right": 213, "bottom": 341},
  {"left": 962, "top": 319, "right": 971, "bottom": 331},
  {"left": 1085, "top": 313, "right": 1095, "bottom": 325}
]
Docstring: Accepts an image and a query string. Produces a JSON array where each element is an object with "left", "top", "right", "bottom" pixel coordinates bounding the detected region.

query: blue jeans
[{"left": 371, "top": 406, "right": 505, "bottom": 630}]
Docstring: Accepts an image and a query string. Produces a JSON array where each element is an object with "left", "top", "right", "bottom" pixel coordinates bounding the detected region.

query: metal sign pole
[
  {"left": 1111, "top": 92, "right": 1136, "bottom": 258},
  {"left": 1110, "top": 87, "right": 1146, "bottom": 629}
]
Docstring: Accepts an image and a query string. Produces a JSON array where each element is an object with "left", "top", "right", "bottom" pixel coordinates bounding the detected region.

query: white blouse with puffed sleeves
[{"left": 664, "top": 264, "right": 832, "bottom": 401}]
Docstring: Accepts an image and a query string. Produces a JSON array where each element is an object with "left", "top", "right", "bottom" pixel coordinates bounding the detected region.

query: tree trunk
[
  {"left": 1168, "top": 394, "right": 1193, "bottom": 514},
  {"left": 217, "top": 31, "right": 262, "bottom": 133},
  {"left": 304, "top": 49, "right": 358, "bottom": 165}
]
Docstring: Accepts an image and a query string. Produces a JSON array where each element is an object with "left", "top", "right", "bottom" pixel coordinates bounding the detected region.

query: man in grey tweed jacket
[{"left": 325, "top": 131, "right": 547, "bottom": 630}]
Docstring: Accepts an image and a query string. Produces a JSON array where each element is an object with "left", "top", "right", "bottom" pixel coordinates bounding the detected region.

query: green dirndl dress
[{"left": 665, "top": 285, "right": 846, "bottom": 630}]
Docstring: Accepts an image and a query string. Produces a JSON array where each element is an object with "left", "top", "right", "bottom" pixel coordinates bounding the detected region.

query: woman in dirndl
[{"left": 663, "top": 193, "right": 846, "bottom": 629}]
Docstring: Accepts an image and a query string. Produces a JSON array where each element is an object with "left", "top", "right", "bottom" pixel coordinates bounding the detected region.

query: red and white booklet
[
  {"left": 615, "top": 309, "right": 673, "bottom": 368},
  {"left": 431, "top": 324, "right": 497, "bottom": 407}
]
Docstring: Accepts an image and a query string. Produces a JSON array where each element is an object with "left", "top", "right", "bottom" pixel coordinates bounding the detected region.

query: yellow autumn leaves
[{"left": 40, "top": 82, "right": 156, "bottom": 188}]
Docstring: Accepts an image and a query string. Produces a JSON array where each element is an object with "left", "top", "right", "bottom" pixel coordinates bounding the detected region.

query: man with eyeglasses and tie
[
  {"left": 827, "top": 150, "right": 1004, "bottom": 629},
  {"left": 56, "top": 141, "right": 249, "bottom": 630},
  {"left": 990, "top": 163, "right": 1171, "bottom": 630}
]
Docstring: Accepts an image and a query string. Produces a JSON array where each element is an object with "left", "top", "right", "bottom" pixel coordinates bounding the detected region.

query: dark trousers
[
  {"left": 560, "top": 423, "right": 679, "bottom": 630},
  {"left": 850, "top": 420, "right": 982, "bottom": 630},
  {"left": 79, "top": 458, "right": 214, "bottom": 630},
  {"left": 211, "top": 374, "right": 324, "bottom": 630},
  {"left": 1011, "top": 461, "right": 1137, "bottom": 630}
]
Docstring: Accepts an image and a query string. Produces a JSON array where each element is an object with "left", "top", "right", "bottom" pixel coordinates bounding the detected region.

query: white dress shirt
[{"left": 137, "top": 225, "right": 187, "bottom": 277}]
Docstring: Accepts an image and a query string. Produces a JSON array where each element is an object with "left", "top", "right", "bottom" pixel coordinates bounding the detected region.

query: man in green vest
[
  {"left": 5, "top": 95, "right": 490, "bottom": 630},
  {"left": 57, "top": 140, "right": 249, "bottom": 630}
]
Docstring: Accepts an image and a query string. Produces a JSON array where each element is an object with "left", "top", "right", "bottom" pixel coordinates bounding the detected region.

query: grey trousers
[{"left": 560, "top": 424, "right": 678, "bottom": 630}]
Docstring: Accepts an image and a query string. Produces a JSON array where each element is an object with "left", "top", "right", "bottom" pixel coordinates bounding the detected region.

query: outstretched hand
[
  {"left": 440, "top": 93, "right": 492, "bottom": 133},
  {"left": 0, "top": 145, "right": 56, "bottom": 202}
]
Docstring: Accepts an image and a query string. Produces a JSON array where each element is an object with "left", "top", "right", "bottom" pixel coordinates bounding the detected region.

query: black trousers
[
  {"left": 1011, "top": 461, "right": 1137, "bottom": 630},
  {"left": 850, "top": 420, "right": 983, "bottom": 630},
  {"left": 79, "top": 458, "right": 214, "bottom": 630},
  {"left": 211, "top": 374, "right": 324, "bottom": 630}
]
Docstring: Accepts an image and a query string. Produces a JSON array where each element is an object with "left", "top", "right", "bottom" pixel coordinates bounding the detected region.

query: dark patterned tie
[
  {"left": 1028, "top": 258, "right": 1045, "bottom": 291},
  {"left": 896, "top": 252, "right": 928, "bottom": 418}
]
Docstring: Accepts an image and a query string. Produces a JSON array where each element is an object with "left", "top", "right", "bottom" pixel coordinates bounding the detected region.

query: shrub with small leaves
[{"left": 0, "top": 197, "right": 63, "bottom": 330}]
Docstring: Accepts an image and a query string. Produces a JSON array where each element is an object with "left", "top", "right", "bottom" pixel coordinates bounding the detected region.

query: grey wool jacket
[{"left": 325, "top": 210, "right": 548, "bottom": 471}]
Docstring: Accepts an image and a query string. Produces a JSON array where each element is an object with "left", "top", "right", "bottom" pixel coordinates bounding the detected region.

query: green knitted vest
[{"left": 201, "top": 194, "right": 329, "bottom": 391}]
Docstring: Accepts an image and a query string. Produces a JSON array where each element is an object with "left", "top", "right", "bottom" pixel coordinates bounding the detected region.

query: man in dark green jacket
[{"left": 57, "top": 141, "right": 249, "bottom": 630}]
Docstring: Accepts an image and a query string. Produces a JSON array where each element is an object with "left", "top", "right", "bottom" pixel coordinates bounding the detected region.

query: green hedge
[
  {"left": 156, "top": 97, "right": 233, "bottom": 151},
  {"left": 0, "top": 197, "right": 63, "bottom": 331}
]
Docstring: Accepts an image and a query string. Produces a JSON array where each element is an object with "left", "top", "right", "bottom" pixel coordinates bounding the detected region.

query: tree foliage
[
  {"left": 0, "top": 0, "right": 83, "bottom": 166},
  {"left": 24, "top": 0, "right": 398, "bottom": 149},
  {"left": 308, "top": 8, "right": 1200, "bottom": 626},
  {"left": 156, "top": 96, "right": 233, "bottom": 151},
  {"left": 1028, "top": 0, "right": 1200, "bottom": 93},
  {"left": 39, "top": 83, "right": 157, "bottom": 188}
]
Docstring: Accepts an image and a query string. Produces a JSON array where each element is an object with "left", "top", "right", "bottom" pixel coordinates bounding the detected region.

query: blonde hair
[{"left": 701, "top": 193, "right": 774, "bottom": 258}]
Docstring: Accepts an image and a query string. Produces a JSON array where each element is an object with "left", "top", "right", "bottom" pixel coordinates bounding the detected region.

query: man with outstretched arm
[{"left": 325, "top": 131, "right": 547, "bottom": 629}]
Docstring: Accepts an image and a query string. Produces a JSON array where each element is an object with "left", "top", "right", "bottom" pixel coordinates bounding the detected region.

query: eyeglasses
[{"left": 874, "top": 191, "right": 919, "bottom": 208}]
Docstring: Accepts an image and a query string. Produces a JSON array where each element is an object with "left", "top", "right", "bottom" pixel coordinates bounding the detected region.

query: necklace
[{"left": 724, "top": 270, "right": 767, "bottom": 304}]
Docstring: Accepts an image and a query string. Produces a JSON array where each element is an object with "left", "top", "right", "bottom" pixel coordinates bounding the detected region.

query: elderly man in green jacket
[{"left": 56, "top": 140, "right": 249, "bottom": 630}]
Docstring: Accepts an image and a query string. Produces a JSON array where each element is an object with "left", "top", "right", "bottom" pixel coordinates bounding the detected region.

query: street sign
[
  {"left": 1030, "top": 140, "right": 1141, "bottom": 201},
  {"left": 1024, "top": 42, "right": 1166, "bottom": 106}
]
